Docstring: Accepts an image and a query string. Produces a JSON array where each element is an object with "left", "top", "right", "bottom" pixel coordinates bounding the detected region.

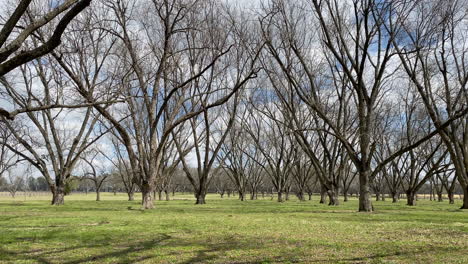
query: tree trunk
[
  {"left": 277, "top": 191, "right": 284, "bottom": 202},
  {"left": 358, "top": 170, "right": 373, "bottom": 212},
  {"left": 319, "top": 185, "right": 327, "bottom": 204},
  {"left": 437, "top": 192, "right": 443, "bottom": 202},
  {"left": 391, "top": 192, "right": 399, "bottom": 203},
  {"left": 196, "top": 194, "right": 206, "bottom": 204},
  {"left": 297, "top": 191, "right": 305, "bottom": 201},
  {"left": 128, "top": 192, "right": 134, "bottom": 201},
  {"left": 406, "top": 190, "right": 416, "bottom": 206},
  {"left": 376, "top": 193, "right": 381, "bottom": 201},
  {"left": 343, "top": 191, "right": 349, "bottom": 202},
  {"left": 308, "top": 193, "right": 312, "bottom": 200},
  {"left": 327, "top": 188, "right": 339, "bottom": 206},
  {"left": 51, "top": 185, "right": 65, "bottom": 205},
  {"left": 96, "top": 190, "right": 100, "bottom": 201},
  {"left": 461, "top": 186, "right": 468, "bottom": 209},
  {"left": 285, "top": 191, "right": 290, "bottom": 201},
  {"left": 220, "top": 192, "right": 224, "bottom": 198},
  {"left": 239, "top": 191, "right": 245, "bottom": 201},
  {"left": 448, "top": 190, "right": 455, "bottom": 204},
  {"left": 165, "top": 190, "right": 170, "bottom": 201},
  {"left": 250, "top": 191, "right": 257, "bottom": 200},
  {"left": 195, "top": 188, "right": 207, "bottom": 205},
  {"left": 141, "top": 184, "right": 155, "bottom": 209},
  {"left": 158, "top": 191, "right": 163, "bottom": 201},
  {"left": 381, "top": 194, "right": 385, "bottom": 201}
]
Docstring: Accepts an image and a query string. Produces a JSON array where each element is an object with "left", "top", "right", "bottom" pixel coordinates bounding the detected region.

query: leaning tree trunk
[
  {"left": 358, "top": 170, "right": 373, "bottom": 212},
  {"left": 141, "top": 183, "right": 155, "bottom": 209}
]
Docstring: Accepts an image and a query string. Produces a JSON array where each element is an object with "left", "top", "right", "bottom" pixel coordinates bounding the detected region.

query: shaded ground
[{"left": 0, "top": 193, "right": 467, "bottom": 263}]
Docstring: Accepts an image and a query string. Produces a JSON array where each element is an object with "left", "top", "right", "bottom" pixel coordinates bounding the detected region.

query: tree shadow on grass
[{"left": 0, "top": 234, "right": 256, "bottom": 264}]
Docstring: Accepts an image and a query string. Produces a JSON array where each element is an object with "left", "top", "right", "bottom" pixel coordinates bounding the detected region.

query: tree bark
[
  {"left": 277, "top": 191, "right": 284, "bottom": 202},
  {"left": 327, "top": 188, "right": 339, "bottom": 206},
  {"left": 437, "top": 192, "right": 443, "bottom": 202},
  {"left": 239, "top": 191, "right": 245, "bottom": 201},
  {"left": 406, "top": 191, "right": 416, "bottom": 206},
  {"left": 343, "top": 191, "right": 349, "bottom": 202},
  {"left": 308, "top": 193, "right": 312, "bottom": 201},
  {"left": 461, "top": 186, "right": 468, "bottom": 209},
  {"left": 96, "top": 190, "right": 100, "bottom": 201},
  {"left": 358, "top": 170, "right": 373, "bottom": 212},
  {"left": 195, "top": 188, "right": 207, "bottom": 204},
  {"left": 128, "top": 192, "right": 134, "bottom": 201},
  {"left": 165, "top": 190, "right": 170, "bottom": 201},
  {"left": 141, "top": 183, "right": 155, "bottom": 209},
  {"left": 52, "top": 187, "right": 65, "bottom": 205},
  {"left": 448, "top": 190, "right": 455, "bottom": 204},
  {"left": 376, "top": 193, "right": 381, "bottom": 201},
  {"left": 391, "top": 192, "right": 399, "bottom": 203},
  {"left": 297, "top": 191, "right": 305, "bottom": 201},
  {"left": 319, "top": 185, "right": 327, "bottom": 204}
]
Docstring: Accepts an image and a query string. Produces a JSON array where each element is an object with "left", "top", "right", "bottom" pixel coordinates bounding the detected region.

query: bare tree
[
  {"left": 80, "top": 149, "right": 110, "bottom": 201},
  {"left": 0, "top": 0, "right": 92, "bottom": 118},
  {"left": 391, "top": 0, "right": 468, "bottom": 209}
]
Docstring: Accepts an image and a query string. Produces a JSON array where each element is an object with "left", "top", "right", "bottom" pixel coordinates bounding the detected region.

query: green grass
[{"left": 0, "top": 193, "right": 467, "bottom": 264}]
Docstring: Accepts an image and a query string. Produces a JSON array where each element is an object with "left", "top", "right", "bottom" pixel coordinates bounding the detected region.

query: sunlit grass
[{"left": 0, "top": 193, "right": 467, "bottom": 263}]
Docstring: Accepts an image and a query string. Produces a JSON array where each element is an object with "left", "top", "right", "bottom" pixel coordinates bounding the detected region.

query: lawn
[{"left": 0, "top": 193, "right": 467, "bottom": 263}]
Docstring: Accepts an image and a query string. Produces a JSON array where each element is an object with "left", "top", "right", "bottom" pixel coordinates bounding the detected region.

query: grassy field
[{"left": 0, "top": 193, "right": 467, "bottom": 264}]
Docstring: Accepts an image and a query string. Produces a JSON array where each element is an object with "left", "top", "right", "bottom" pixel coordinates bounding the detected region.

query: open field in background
[{"left": 0, "top": 193, "right": 467, "bottom": 264}]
